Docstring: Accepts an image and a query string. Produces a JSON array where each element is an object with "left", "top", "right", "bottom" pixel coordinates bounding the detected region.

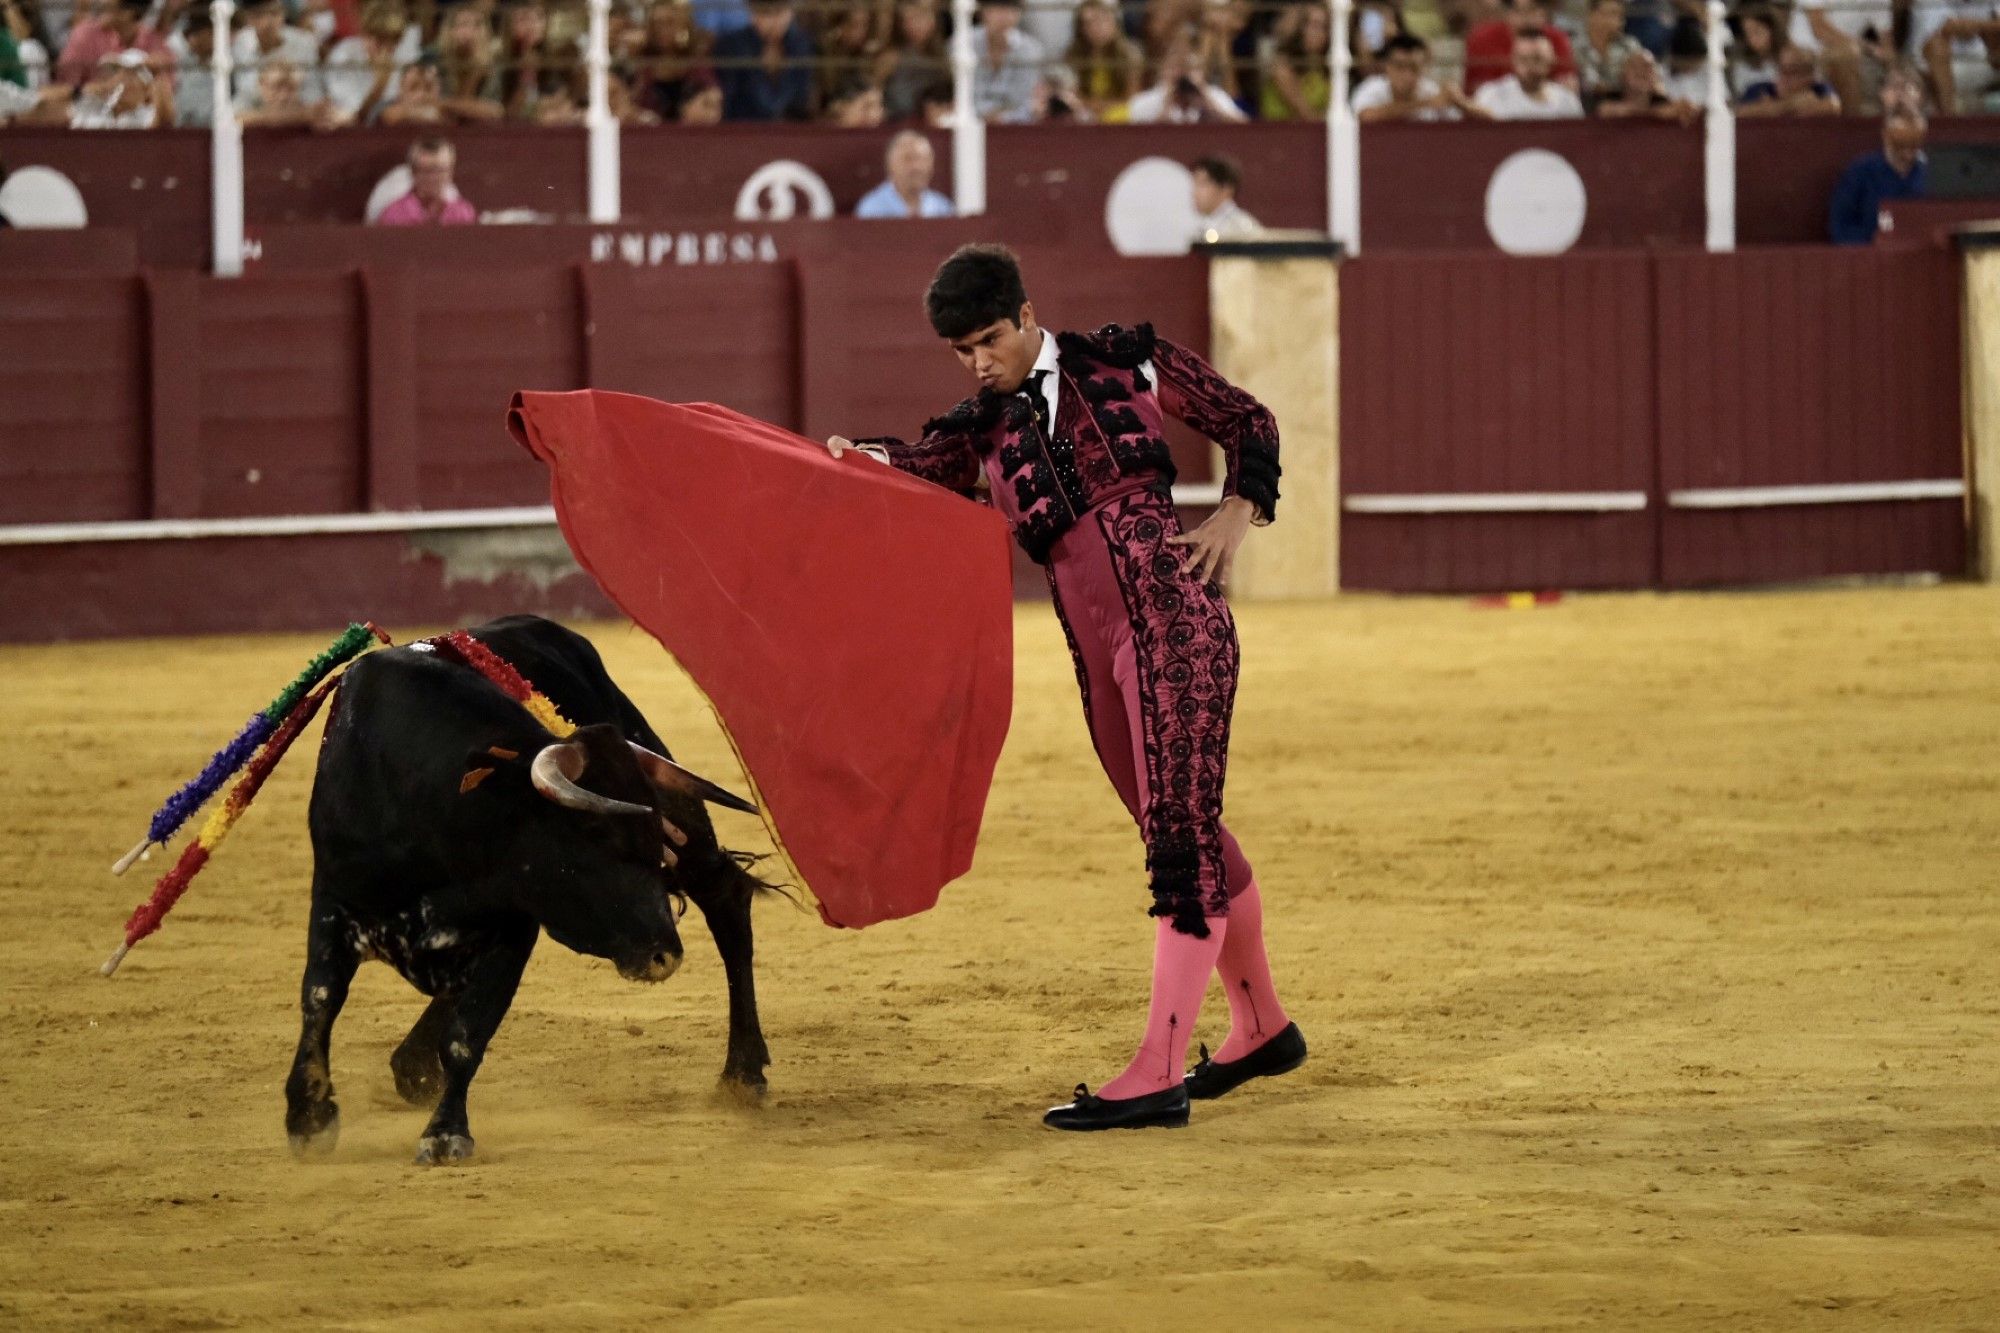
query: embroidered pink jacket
[{"left": 857, "top": 323, "right": 1281, "bottom": 562}]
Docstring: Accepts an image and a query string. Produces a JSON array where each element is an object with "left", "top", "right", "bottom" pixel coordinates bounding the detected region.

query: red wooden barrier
[
  {"left": 1338, "top": 251, "right": 1660, "bottom": 592},
  {"left": 0, "top": 274, "right": 147, "bottom": 525},
  {"left": 1654, "top": 247, "right": 1964, "bottom": 585}
]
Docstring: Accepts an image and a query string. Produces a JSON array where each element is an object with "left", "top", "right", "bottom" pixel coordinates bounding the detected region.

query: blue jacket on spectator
[
  {"left": 714, "top": 23, "right": 816, "bottom": 121},
  {"left": 1739, "top": 79, "right": 1835, "bottom": 105},
  {"left": 1827, "top": 150, "right": 1928, "bottom": 246},
  {"left": 692, "top": 0, "right": 751, "bottom": 35}
]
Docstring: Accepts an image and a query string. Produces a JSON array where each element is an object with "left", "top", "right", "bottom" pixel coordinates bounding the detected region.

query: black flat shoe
[
  {"left": 1185, "top": 1022, "right": 1308, "bottom": 1101},
  {"left": 1042, "top": 1082, "right": 1191, "bottom": 1131}
]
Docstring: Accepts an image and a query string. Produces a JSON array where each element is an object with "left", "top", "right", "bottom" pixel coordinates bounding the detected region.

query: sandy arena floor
[{"left": 3, "top": 587, "right": 1999, "bottom": 1330}]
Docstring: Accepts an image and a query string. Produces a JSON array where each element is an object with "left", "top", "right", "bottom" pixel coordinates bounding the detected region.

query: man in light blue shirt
[
  {"left": 971, "top": 0, "right": 1044, "bottom": 121},
  {"left": 855, "top": 130, "right": 957, "bottom": 219}
]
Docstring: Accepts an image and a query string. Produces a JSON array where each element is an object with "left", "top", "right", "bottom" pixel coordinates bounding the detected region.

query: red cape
[{"left": 508, "top": 391, "right": 1014, "bottom": 929}]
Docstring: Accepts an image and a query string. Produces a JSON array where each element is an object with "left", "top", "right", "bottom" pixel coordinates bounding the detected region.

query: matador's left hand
[{"left": 1166, "top": 496, "right": 1258, "bottom": 589}]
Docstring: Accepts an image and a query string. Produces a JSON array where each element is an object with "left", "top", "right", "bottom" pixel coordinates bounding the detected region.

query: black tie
[{"left": 1026, "top": 369, "right": 1054, "bottom": 439}]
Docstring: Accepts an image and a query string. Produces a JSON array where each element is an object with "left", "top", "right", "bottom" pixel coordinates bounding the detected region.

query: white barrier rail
[
  {"left": 1344, "top": 492, "right": 1649, "bottom": 514},
  {"left": 0, "top": 484, "right": 1230, "bottom": 546}
]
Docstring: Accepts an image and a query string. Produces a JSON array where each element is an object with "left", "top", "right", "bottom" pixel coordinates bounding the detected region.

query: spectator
[
  {"left": 1473, "top": 27, "right": 1584, "bottom": 116},
  {"left": 855, "top": 128, "right": 954, "bottom": 217},
  {"left": 1622, "top": 0, "right": 1672, "bottom": 57},
  {"left": 1922, "top": 1, "right": 2000, "bottom": 112},
  {"left": 1353, "top": 30, "right": 1478, "bottom": 117},
  {"left": 713, "top": 0, "right": 814, "bottom": 120},
  {"left": 874, "top": 0, "right": 942, "bottom": 120},
  {"left": 1788, "top": 0, "right": 1891, "bottom": 113},
  {"left": 1729, "top": 3, "right": 1783, "bottom": 96},
  {"left": 1737, "top": 45, "right": 1840, "bottom": 114},
  {"left": 1064, "top": 0, "right": 1141, "bottom": 119},
  {"left": 678, "top": 66, "right": 723, "bottom": 119},
  {"left": 240, "top": 57, "right": 338, "bottom": 125},
  {"left": 1661, "top": 14, "right": 1710, "bottom": 104},
  {"left": 375, "top": 136, "right": 478, "bottom": 225},
  {"left": 490, "top": 3, "right": 579, "bottom": 121},
  {"left": 297, "top": 0, "right": 346, "bottom": 49},
  {"left": 972, "top": 0, "right": 1043, "bottom": 122},
  {"left": 1595, "top": 46, "right": 1697, "bottom": 119},
  {"left": 1130, "top": 26, "right": 1246, "bottom": 120},
  {"left": 69, "top": 46, "right": 169, "bottom": 124},
  {"left": 691, "top": 0, "right": 750, "bottom": 40},
  {"left": 605, "top": 64, "right": 663, "bottom": 123},
  {"left": 1575, "top": 0, "right": 1641, "bottom": 106},
  {"left": 876, "top": 0, "right": 946, "bottom": 120},
  {"left": 629, "top": 0, "right": 711, "bottom": 119},
  {"left": 815, "top": 0, "right": 879, "bottom": 108},
  {"left": 1463, "top": 0, "right": 1575, "bottom": 92},
  {"left": 1020, "top": 62, "right": 1090, "bottom": 119},
  {"left": 1348, "top": 0, "right": 1401, "bottom": 81},
  {"left": 0, "top": 26, "right": 64, "bottom": 121},
  {"left": 916, "top": 72, "right": 953, "bottom": 125},
  {"left": 324, "top": 2, "right": 420, "bottom": 126},
  {"left": 1828, "top": 110, "right": 1927, "bottom": 243},
  {"left": 165, "top": 7, "right": 214, "bottom": 126},
  {"left": 1190, "top": 153, "right": 1260, "bottom": 242},
  {"left": 1193, "top": 0, "right": 1250, "bottom": 106},
  {"left": 232, "top": 0, "right": 321, "bottom": 104},
  {"left": 1878, "top": 59, "right": 1928, "bottom": 114},
  {"left": 1018, "top": 0, "right": 1080, "bottom": 60},
  {"left": 57, "top": 0, "right": 167, "bottom": 88},
  {"left": 381, "top": 54, "right": 503, "bottom": 122},
  {"left": 824, "top": 72, "right": 883, "bottom": 123},
  {"left": 1259, "top": 2, "right": 1331, "bottom": 120},
  {"left": 431, "top": 7, "right": 498, "bottom": 108},
  {"left": 2, "top": 0, "right": 50, "bottom": 90}
]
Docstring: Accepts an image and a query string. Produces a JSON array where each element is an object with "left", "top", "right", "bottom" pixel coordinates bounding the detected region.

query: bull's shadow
[{"left": 285, "top": 615, "right": 776, "bottom": 1166}]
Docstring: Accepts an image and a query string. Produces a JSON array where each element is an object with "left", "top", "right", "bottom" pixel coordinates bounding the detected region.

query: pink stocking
[
  {"left": 1097, "top": 916, "right": 1227, "bottom": 1100},
  {"left": 1211, "top": 880, "right": 1291, "bottom": 1063}
]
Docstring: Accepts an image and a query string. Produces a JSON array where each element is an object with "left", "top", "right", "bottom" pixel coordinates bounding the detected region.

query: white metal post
[
  {"left": 950, "top": 0, "right": 985, "bottom": 216},
  {"left": 1703, "top": 0, "right": 1735, "bottom": 252},
  {"left": 586, "top": 0, "right": 620, "bottom": 223},
  {"left": 209, "top": 0, "right": 244, "bottom": 276},
  {"left": 1328, "top": 0, "right": 1359, "bottom": 252}
]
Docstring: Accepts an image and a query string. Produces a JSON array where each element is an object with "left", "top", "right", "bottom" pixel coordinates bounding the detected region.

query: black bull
[{"left": 286, "top": 615, "right": 774, "bottom": 1165}]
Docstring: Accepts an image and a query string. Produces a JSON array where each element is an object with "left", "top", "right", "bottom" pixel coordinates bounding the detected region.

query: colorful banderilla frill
[
  {"left": 108, "top": 622, "right": 390, "bottom": 877},
  {"left": 98, "top": 624, "right": 584, "bottom": 977},
  {"left": 98, "top": 623, "right": 390, "bottom": 976}
]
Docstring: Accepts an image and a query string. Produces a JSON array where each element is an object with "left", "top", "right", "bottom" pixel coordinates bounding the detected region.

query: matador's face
[{"left": 946, "top": 302, "right": 1042, "bottom": 396}]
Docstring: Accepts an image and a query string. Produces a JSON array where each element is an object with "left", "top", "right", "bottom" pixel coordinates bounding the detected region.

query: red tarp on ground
[{"left": 508, "top": 391, "right": 1014, "bottom": 929}]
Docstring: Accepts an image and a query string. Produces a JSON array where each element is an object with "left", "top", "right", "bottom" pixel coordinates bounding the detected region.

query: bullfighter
[{"left": 827, "top": 244, "right": 1307, "bottom": 1130}]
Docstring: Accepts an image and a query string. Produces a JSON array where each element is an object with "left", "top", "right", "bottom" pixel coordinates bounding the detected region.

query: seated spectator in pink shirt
[
  {"left": 374, "top": 137, "right": 479, "bottom": 225},
  {"left": 58, "top": 0, "right": 169, "bottom": 88}
]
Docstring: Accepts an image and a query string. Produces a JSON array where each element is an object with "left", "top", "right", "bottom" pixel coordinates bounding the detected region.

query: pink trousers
[{"left": 1045, "top": 490, "right": 1253, "bottom": 936}]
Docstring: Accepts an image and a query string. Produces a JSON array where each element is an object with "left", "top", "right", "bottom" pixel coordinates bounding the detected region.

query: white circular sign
[
  {"left": 1104, "top": 156, "right": 1202, "bottom": 257},
  {"left": 0, "top": 165, "right": 88, "bottom": 229},
  {"left": 1483, "top": 149, "right": 1587, "bottom": 256},
  {"left": 735, "top": 160, "right": 835, "bottom": 222}
]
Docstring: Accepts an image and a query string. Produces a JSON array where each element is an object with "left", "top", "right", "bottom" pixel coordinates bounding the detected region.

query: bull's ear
[{"left": 460, "top": 745, "right": 528, "bottom": 795}]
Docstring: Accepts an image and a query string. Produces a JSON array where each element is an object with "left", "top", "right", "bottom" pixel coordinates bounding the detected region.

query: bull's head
[{"left": 462, "top": 723, "right": 756, "bottom": 982}]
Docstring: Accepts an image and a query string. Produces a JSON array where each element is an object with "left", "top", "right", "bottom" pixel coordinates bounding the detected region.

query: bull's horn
[
  {"left": 530, "top": 742, "right": 655, "bottom": 819},
  {"left": 626, "top": 743, "right": 759, "bottom": 815}
]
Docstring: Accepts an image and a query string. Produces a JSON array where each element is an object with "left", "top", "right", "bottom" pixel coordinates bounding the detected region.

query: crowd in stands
[{"left": 0, "top": 0, "right": 1994, "bottom": 130}]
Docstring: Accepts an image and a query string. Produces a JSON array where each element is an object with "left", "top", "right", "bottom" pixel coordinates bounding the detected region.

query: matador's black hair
[{"left": 924, "top": 243, "right": 1030, "bottom": 340}]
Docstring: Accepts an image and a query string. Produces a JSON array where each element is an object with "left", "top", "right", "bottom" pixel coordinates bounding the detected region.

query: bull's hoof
[
  {"left": 286, "top": 1104, "right": 340, "bottom": 1160},
  {"left": 390, "top": 1055, "right": 443, "bottom": 1109},
  {"left": 414, "top": 1133, "right": 475, "bottom": 1166},
  {"left": 713, "top": 1072, "right": 768, "bottom": 1108}
]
